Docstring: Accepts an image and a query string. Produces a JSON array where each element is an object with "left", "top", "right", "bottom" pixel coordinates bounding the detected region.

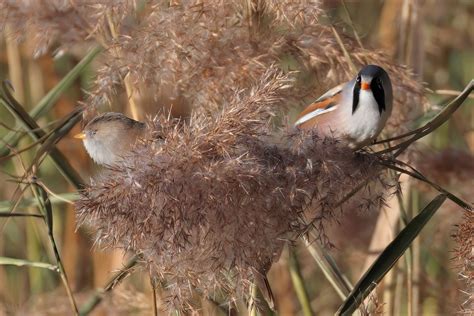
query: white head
[{"left": 350, "top": 65, "right": 393, "bottom": 116}]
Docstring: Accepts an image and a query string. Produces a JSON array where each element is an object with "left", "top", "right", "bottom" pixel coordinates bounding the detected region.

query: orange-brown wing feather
[
  {"left": 295, "top": 93, "right": 341, "bottom": 129},
  {"left": 297, "top": 95, "right": 340, "bottom": 118}
]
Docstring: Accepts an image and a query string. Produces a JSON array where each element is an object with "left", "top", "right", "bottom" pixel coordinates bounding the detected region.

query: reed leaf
[
  {"left": 375, "top": 80, "right": 474, "bottom": 155},
  {"left": 304, "top": 237, "right": 352, "bottom": 300},
  {"left": 380, "top": 158, "right": 472, "bottom": 211},
  {"left": 0, "top": 212, "right": 43, "bottom": 218},
  {"left": 36, "top": 183, "right": 53, "bottom": 230},
  {"left": 27, "top": 108, "right": 84, "bottom": 188},
  {"left": 0, "top": 82, "right": 84, "bottom": 188},
  {"left": 32, "top": 183, "right": 78, "bottom": 315},
  {"left": 336, "top": 194, "right": 447, "bottom": 316},
  {"left": 0, "top": 46, "right": 102, "bottom": 157}
]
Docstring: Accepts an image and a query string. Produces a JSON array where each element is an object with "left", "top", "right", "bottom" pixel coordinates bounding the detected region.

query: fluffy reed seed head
[
  {"left": 2, "top": 1, "right": 424, "bottom": 129},
  {"left": 453, "top": 210, "right": 474, "bottom": 313},
  {"left": 76, "top": 68, "right": 394, "bottom": 310}
]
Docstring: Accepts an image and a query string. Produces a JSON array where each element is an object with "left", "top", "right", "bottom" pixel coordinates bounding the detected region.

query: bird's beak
[
  {"left": 361, "top": 81, "right": 371, "bottom": 90},
  {"left": 74, "top": 132, "right": 86, "bottom": 139}
]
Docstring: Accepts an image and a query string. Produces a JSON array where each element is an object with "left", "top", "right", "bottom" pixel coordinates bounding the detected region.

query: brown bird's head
[{"left": 75, "top": 112, "right": 146, "bottom": 165}]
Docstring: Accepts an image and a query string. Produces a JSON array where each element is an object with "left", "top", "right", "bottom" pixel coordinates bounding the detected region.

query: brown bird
[{"left": 74, "top": 112, "right": 146, "bottom": 165}]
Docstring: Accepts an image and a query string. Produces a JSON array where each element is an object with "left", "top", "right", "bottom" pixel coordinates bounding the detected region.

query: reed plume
[
  {"left": 453, "top": 210, "right": 473, "bottom": 314},
  {"left": 0, "top": 0, "right": 138, "bottom": 56},
  {"left": 2, "top": 0, "right": 426, "bottom": 126},
  {"left": 76, "top": 67, "right": 393, "bottom": 310}
]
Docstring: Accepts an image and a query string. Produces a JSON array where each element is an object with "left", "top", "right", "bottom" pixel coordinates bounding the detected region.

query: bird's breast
[
  {"left": 345, "top": 90, "right": 388, "bottom": 147},
  {"left": 84, "top": 138, "right": 119, "bottom": 165}
]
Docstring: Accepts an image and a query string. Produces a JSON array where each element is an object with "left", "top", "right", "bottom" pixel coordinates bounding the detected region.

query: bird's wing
[{"left": 294, "top": 92, "right": 342, "bottom": 128}]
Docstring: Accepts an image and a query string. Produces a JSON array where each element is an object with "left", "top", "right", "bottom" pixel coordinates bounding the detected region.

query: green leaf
[
  {"left": 0, "top": 85, "right": 84, "bottom": 189},
  {"left": 31, "top": 46, "right": 102, "bottom": 119},
  {"left": 375, "top": 80, "right": 474, "bottom": 155},
  {"left": 0, "top": 45, "right": 102, "bottom": 157},
  {"left": 0, "top": 212, "right": 43, "bottom": 218},
  {"left": 30, "top": 182, "right": 79, "bottom": 313},
  {"left": 34, "top": 184, "right": 53, "bottom": 231},
  {"left": 336, "top": 194, "right": 447, "bottom": 316}
]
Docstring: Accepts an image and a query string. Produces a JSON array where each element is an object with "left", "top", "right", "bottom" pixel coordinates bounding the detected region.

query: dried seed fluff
[{"left": 76, "top": 69, "right": 392, "bottom": 311}]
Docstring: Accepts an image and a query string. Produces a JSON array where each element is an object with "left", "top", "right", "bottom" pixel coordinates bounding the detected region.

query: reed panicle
[
  {"left": 453, "top": 208, "right": 473, "bottom": 314},
  {"left": 1, "top": 0, "right": 135, "bottom": 57},
  {"left": 85, "top": 0, "right": 426, "bottom": 131},
  {"left": 2, "top": 1, "right": 425, "bottom": 127},
  {"left": 76, "top": 67, "right": 392, "bottom": 310}
]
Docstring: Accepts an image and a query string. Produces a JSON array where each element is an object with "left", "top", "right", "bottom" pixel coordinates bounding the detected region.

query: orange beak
[
  {"left": 361, "top": 81, "right": 371, "bottom": 90},
  {"left": 74, "top": 132, "right": 86, "bottom": 139}
]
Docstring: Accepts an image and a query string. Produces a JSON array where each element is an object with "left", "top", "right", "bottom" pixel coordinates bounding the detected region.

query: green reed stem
[
  {"left": 289, "top": 248, "right": 314, "bottom": 316},
  {"left": 32, "top": 183, "right": 78, "bottom": 315}
]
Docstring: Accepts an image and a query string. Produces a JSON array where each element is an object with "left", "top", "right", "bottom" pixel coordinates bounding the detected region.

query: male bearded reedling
[
  {"left": 295, "top": 65, "right": 393, "bottom": 149},
  {"left": 74, "top": 112, "right": 146, "bottom": 165}
]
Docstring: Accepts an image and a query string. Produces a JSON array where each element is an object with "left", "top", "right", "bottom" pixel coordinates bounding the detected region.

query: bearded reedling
[
  {"left": 295, "top": 65, "right": 393, "bottom": 149},
  {"left": 74, "top": 112, "right": 146, "bottom": 165}
]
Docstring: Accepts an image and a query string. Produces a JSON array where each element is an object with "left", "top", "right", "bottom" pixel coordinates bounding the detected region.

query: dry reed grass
[
  {"left": 1, "top": 0, "right": 471, "bottom": 314},
  {"left": 453, "top": 205, "right": 474, "bottom": 314},
  {"left": 75, "top": 67, "right": 394, "bottom": 310},
  {"left": 1, "top": 0, "right": 426, "bottom": 126}
]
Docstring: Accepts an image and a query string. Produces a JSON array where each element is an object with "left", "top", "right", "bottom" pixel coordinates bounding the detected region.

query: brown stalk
[
  {"left": 359, "top": 176, "right": 406, "bottom": 275},
  {"left": 341, "top": 0, "right": 364, "bottom": 49},
  {"left": 331, "top": 26, "right": 357, "bottom": 74},
  {"left": 105, "top": 10, "right": 140, "bottom": 120},
  {"left": 79, "top": 255, "right": 138, "bottom": 315},
  {"left": 4, "top": 24, "right": 25, "bottom": 104},
  {"left": 149, "top": 270, "right": 158, "bottom": 316}
]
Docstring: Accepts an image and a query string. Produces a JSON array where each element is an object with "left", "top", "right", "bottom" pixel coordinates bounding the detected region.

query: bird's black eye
[{"left": 356, "top": 76, "right": 361, "bottom": 83}]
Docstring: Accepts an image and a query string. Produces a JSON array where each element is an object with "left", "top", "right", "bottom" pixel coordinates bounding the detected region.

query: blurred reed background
[{"left": 0, "top": 0, "right": 472, "bottom": 315}]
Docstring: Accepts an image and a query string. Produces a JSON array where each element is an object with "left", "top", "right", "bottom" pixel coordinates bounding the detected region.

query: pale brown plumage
[{"left": 75, "top": 112, "right": 146, "bottom": 165}]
